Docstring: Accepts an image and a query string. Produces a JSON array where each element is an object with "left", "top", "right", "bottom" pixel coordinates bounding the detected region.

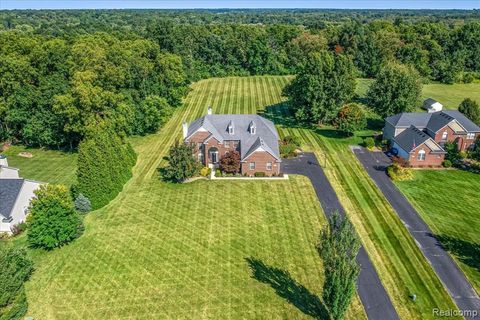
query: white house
[
  {"left": 0, "top": 156, "right": 42, "bottom": 233},
  {"left": 423, "top": 98, "right": 443, "bottom": 113}
]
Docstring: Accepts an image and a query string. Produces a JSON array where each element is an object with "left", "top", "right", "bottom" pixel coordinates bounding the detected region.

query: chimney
[
  {"left": 207, "top": 106, "right": 212, "bottom": 115},
  {"left": 182, "top": 122, "right": 188, "bottom": 139},
  {"left": 0, "top": 155, "right": 8, "bottom": 167}
]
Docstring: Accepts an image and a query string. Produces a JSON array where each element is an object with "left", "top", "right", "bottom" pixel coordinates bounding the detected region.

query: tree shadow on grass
[
  {"left": 435, "top": 234, "right": 480, "bottom": 272},
  {"left": 245, "top": 257, "right": 329, "bottom": 319},
  {"left": 257, "top": 102, "right": 308, "bottom": 129}
]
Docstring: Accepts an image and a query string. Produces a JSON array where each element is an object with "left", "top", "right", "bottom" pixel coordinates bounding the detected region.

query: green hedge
[{"left": 76, "top": 126, "right": 137, "bottom": 210}]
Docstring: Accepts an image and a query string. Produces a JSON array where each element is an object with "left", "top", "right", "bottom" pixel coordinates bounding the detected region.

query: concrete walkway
[
  {"left": 283, "top": 153, "right": 399, "bottom": 320},
  {"left": 353, "top": 147, "right": 480, "bottom": 319}
]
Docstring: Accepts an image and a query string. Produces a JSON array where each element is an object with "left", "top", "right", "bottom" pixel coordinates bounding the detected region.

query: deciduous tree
[
  {"left": 334, "top": 103, "right": 367, "bottom": 135},
  {"left": 220, "top": 150, "right": 241, "bottom": 173},
  {"left": 161, "top": 142, "right": 200, "bottom": 182}
]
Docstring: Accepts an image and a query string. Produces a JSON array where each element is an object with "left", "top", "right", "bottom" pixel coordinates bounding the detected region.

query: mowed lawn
[
  {"left": 1, "top": 145, "right": 77, "bottom": 186},
  {"left": 24, "top": 76, "right": 365, "bottom": 320},
  {"left": 396, "top": 170, "right": 480, "bottom": 295},
  {"left": 356, "top": 78, "right": 480, "bottom": 110}
]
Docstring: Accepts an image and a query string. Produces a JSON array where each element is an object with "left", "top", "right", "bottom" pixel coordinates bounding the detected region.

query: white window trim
[
  {"left": 467, "top": 133, "right": 475, "bottom": 139},
  {"left": 224, "top": 140, "right": 229, "bottom": 147},
  {"left": 441, "top": 131, "right": 448, "bottom": 140},
  {"left": 249, "top": 162, "right": 256, "bottom": 170},
  {"left": 251, "top": 127, "right": 256, "bottom": 134},
  {"left": 417, "top": 149, "right": 426, "bottom": 161},
  {"left": 266, "top": 162, "right": 272, "bottom": 170},
  {"left": 228, "top": 127, "right": 234, "bottom": 135}
]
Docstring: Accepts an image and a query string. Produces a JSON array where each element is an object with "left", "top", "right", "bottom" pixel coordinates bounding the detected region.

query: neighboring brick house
[
  {"left": 383, "top": 110, "right": 480, "bottom": 167},
  {"left": 183, "top": 108, "right": 281, "bottom": 176}
]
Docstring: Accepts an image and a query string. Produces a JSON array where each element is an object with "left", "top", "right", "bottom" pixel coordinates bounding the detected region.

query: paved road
[
  {"left": 283, "top": 153, "right": 399, "bottom": 320},
  {"left": 353, "top": 147, "right": 480, "bottom": 319}
]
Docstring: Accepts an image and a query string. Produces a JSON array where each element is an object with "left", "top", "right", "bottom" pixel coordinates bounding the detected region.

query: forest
[{"left": 0, "top": 9, "right": 479, "bottom": 148}]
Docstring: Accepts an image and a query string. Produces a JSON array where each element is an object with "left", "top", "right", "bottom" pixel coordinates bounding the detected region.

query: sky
[{"left": 1, "top": 0, "right": 478, "bottom": 10}]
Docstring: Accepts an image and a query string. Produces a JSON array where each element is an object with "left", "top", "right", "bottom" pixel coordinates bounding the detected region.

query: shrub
[
  {"left": 444, "top": 141, "right": 461, "bottom": 164},
  {"left": 0, "top": 246, "right": 34, "bottom": 320},
  {"left": 11, "top": 223, "right": 27, "bottom": 236},
  {"left": 334, "top": 103, "right": 367, "bottom": 135},
  {"left": 254, "top": 172, "right": 266, "bottom": 177},
  {"left": 219, "top": 150, "right": 241, "bottom": 173},
  {"left": 364, "top": 137, "right": 375, "bottom": 149},
  {"left": 77, "top": 125, "right": 137, "bottom": 210},
  {"left": 442, "top": 160, "right": 452, "bottom": 168},
  {"left": 160, "top": 141, "right": 200, "bottom": 183},
  {"left": 74, "top": 194, "right": 91, "bottom": 214},
  {"left": 215, "top": 169, "right": 221, "bottom": 177},
  {"left": 200, "top": 167, "right": 211, "bottom": 177},
  {"left": 280, "top": 135, "right": 300, "bottom": 158},
  {"left": 387, "top": 163, "right": 413, "bottom": 181},
  {"left": 391, "top": 156, "right": 410, "bottom": 168},
  {"left": 27, "top": 184, "right": 84, "bottom": 250}
]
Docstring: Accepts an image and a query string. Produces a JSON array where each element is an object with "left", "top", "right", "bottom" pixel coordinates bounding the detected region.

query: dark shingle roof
[
  {"left": 186, "top": 114, "right": 280, "bottom": 160},
  {"left": 426, "top": 112, "right": 455, "bottom": 133},
  {"left": 443, "top": 110, "right": 480, "bottom": 132},
  {"left": 393, "top": 126, "right": 431, "bottom": 153},
  {"left": 0, "top": 179, "right": 24, "bottom": 221},
  {"left": 424, "top": 98, "right": 439, "bottom": 106},
  {"left": 385, "top": 113, "right": 431, "bottom": 128}
]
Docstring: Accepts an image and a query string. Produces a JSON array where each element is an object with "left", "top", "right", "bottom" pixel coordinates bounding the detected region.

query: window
[
  {"left": 198, "top": 153, "right": 204, "bottom": 162},
  {"left": 441, "top": 131, "right": 448, "bottom": 141},
  {"left": 251, "top": 127, "right": 256, "bottom": 135},
  {"left": 197, "top": 142, "right": 203, "bottom": 150},
  {"left": 266, "top": 162, "right": 272, "bottom": 170},
  {"left": 224, "top": 141, "right": 230, "bottom": 147},
  {"left": 417, "top": 149, "right": 426, "bottom": 161},
  {"left": 228, "top": 127, "right": 234, "bottom": 135},
  {"left": 467, "top": 133, "right": 475, "bottom": 140},
  {"left": 249, "top": 162, "right": 256, "bottom": 170}
]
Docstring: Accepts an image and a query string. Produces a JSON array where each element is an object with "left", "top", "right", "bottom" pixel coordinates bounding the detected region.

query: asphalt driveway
[
  {"left": 354, "top": 147, "right": 480, "bottom": 319},
  {"left": 283, "top": 153, "right": 399, "bottom": 320}
]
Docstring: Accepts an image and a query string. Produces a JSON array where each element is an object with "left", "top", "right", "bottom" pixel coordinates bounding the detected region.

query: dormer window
[
  {"left": 249, "top": 121, "right": 256, "bottom": 135},
  {"left": 228, "top": 120, "right": 234, "bottom": 135}
]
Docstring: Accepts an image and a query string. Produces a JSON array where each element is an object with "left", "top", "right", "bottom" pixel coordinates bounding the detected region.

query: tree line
[{"left": 0, "top": 11, "right": 479, "bottom": 148}]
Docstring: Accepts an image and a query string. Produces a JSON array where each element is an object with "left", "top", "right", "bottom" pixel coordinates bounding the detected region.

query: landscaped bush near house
[
  {"left": 387, "top": 163, "right": 413, "bottom": 181},
  {"left": 220, "top": 150, "right": 241, "bottom": 173},
  {"left": 215, "top": 169, "right": 221, "bottom": 177},
  {"left": 27, "top": 184, "right": 84, "bottom": 250},
  {"left": 74, "top": 194, "right": 92, "bottom": 214},
  {"left": 364, "top": 137, "right": 375, "bottom": 150},
  {"left": 391, "top": 156, "right": 411, "bottom": 168},
  {"left": 10, "top": 223, "right": 27, "bottom": 237},
  {"left": 161, "top": 142, "right": 200, "bottom": 183},
  {"left": 200, "top": 167, "right": 211, "bottom": 177},
  {"left": 280, "top": 135, "right": 301, "bottom": 158},
  {"left": 254, "top": 172, "right": 266, "bottom": 177},
  {"left": 0, "top": 246, "right": 34, "bottom": 320},
  {"left": 442, "top": 160, "right": 452, "bottom": 168},
  {"left": 77, "top": 125, "right": 137, "bottom": 209}
]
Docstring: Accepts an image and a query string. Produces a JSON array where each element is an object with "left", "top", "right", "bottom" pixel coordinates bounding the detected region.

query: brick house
[
  {"left": 383, "top": 110, "right": 480, "bottom": 167},
  {"left": 183, "top": 108, "right": 281, "bottom": 176}
]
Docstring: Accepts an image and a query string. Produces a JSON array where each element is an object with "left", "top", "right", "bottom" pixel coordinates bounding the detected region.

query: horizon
[{"left": 1, "top": 1, "right": 478, "bottom": 10}]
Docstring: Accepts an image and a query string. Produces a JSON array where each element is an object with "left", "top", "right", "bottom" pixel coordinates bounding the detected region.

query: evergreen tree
[
  {"left": 0, "top": 246, "right": 34, "bottom": 320},
  {"left": 76, "top": 124, "right": 137, "bottom": 210},
  {"left": 458, "top": 98, "right": 480, "bottom": 125},
  {"left": 74, "top": 193, "right": 92, "bottom": 214},
  {"left": 367, "top": 62, "right": 422, "bottom": 117},
  {"left": 283, "top": 51, "right": 356, "bottom": 124},
  {"left": 161, "top": 142, "right": 200, "bottom": 182},
  {"left": 27, "top": 184, "right": 83, "bottom": 250},
  {"left": 317, "top": 211, "right": 361, "bottom": 320}
]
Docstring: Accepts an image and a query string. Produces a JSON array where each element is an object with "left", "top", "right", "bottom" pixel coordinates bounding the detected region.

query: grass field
[
  {"left": 22, "top": 76, "right": 366, "bottom": 320},
  {"left": 356, "top": 78, "right": 480, "bottom": 110},
  {"left": 396, "top": 170, "right": 480, "bottom": 295},
  {"left": 1, "top": 145, "right": 77, "bottom": 186}
]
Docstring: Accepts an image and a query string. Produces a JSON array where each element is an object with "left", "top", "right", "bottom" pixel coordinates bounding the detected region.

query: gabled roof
[
  {"left": 385, "top": 112, "right": 431, "bottom": 128},
  {"left": 243, "top": 137, "right": 281, "bottom": 161},
  {"left": 386, "top": 110, "right": 480, "bottom": 133},
  {"left": 0, "top": 179, "right": 24, "bottom": 222},
  {"left": 393, "top": 125, "right": 444, "bottom": 154},
  {"left": 185, "top": 114, "right": 280, "bottom": 160},
  {"left": 424, "top": 98, "right": 441, "bottom": 106},
  {"left": 443, "top": 110, "right": 480, "bottom": 132}
]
